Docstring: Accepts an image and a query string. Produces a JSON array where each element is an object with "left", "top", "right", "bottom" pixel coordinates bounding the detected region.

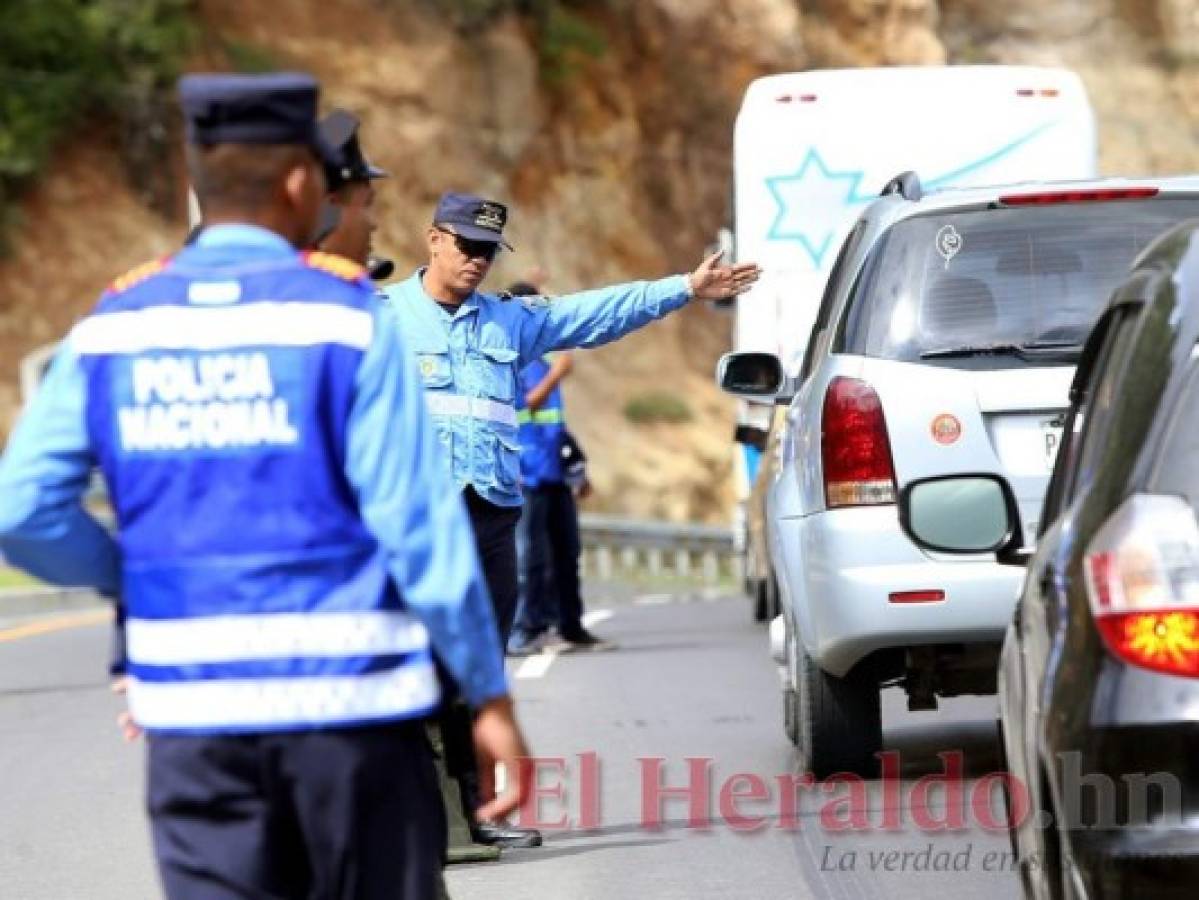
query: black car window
[
  {"left": 840, "top": 198, "right": 1199, "bottom": 369},
  {"left": 1147, "top": 360, "right": 1199, "bottom": 506},
  {"left": 1038, "top": 310, "right": 1131, "bottom": 533},
  {"left": 799, "top": 220, "right": 866, "bottom": 383},
  {"left": 1062, "top": 310, "right": 1142, "bottom": 504}
]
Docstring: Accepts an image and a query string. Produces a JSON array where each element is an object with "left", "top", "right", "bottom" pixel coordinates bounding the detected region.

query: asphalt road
[{"left": 0, "top": 594, "right": 1023, "bottom": 899}]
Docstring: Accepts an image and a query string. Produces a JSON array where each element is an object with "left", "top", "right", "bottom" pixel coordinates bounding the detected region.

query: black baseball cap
[
  {"left": 433, "top": 192, "right": 513, "bottom": 250},
  {"left": 319, "top": 109, "right": 388, "bottom": 191}
]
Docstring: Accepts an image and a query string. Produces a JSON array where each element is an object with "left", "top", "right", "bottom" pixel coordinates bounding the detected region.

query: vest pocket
[
  {"left": 415, "top": 350, "right": 452, "bottom": 389},
  {"left": 496, "top": 433, "right": 521, "bottom": 489},
  {"left": 473, "top": 346, "right": 518, "bottom": 403}
]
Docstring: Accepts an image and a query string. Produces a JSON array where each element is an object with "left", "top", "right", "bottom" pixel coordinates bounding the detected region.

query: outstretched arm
[{"left": 517, "top": 251, "right": 760, "bottom": 364}]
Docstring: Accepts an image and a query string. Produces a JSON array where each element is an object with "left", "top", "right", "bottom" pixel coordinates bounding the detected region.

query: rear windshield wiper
[{"left": 920, "top": 341, "right": 1083, "bottom": 361}]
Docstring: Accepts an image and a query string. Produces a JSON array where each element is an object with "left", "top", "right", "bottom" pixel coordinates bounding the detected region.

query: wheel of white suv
[
  {"left": 794, "top": 640, "right": 882, "bottom": 778},
  {"left": 783, "top": 625, "right": 800, "bottom": 745},
  {"left": 752, "top": 578, "right": 768, "bottom": 623}
]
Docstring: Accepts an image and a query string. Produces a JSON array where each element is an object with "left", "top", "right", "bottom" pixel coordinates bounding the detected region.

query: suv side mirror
[
  {"left": 899, "top": 474, "right": 1023, "bottom": 557},
  {"left": 716, "top": 352, "right": 785, "bottom": 400}
]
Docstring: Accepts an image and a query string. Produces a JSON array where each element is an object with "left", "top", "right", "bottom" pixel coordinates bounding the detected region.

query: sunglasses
[{"left": 436, "top": 227, "right": 500, "bottom": 262}]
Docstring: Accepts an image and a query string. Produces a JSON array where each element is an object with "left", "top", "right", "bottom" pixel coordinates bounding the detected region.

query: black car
[{"left": 902, "top": 220, "right": 1199, "bottom": 899}]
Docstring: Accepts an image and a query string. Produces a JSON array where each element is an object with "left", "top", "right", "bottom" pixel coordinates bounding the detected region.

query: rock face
[{"left": 1, "top": 0, "right": 1197, "bottom": 521}]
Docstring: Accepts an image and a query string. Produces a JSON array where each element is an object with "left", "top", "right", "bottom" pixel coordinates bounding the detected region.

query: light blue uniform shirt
[
  {"left": 382, "top": 269, "right": 691, "bottom": 507},
  {"left": 0, "top": 224, "right": 508, "bottom": 711}
]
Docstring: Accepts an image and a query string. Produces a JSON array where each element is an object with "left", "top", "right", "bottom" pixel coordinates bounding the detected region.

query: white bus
[{"left": 727, "top": 64, "right": 1097, "bottom": 495}]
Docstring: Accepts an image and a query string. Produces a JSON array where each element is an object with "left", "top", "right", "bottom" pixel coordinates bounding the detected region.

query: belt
[
  {"left": 424, "top": 392, "right": 518, "bottom": 428},
  {"left": 516, "top": 408, "right": 564, "bottom": 425}
]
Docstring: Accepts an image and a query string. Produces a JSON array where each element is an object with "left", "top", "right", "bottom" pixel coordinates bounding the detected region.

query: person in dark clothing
[{"left": 507, "top": 282, "right": 613, "bottom": 656}]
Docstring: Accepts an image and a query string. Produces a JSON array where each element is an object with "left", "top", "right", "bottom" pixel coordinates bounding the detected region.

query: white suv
[{"left": 719, "top": 174, "right": 1199, "bottom": 777}]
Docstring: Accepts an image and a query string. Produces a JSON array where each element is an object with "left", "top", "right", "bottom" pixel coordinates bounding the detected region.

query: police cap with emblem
[
  {"left": 318, "top": 109, "right": 388, "bottom": 191},
  {"left": 178, "top": 72, "right": 342, "bottom": 169},
  {"left": 433, "top": 192, "right": 513, "bottom": 251}
]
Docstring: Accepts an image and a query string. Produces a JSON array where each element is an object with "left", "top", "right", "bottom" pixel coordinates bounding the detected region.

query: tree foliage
[
  {"left": 0, "top": 0, "right": 196, "bottom": 249},
  {"left": 432, "top": 0, "right": 609, "bottom": 85}
]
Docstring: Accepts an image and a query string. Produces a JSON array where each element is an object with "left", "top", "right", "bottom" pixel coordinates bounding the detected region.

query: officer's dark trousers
[
  {"left": 462, "top": 486, "right": 522, "bottom": 647},
  {"left": 148, "top": 720, "right": 444, "bottom": 900}
]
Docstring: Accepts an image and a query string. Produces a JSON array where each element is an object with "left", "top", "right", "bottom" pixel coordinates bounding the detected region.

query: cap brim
[{"left": 443, "top": 222, "right": 513, "bottom": 251}]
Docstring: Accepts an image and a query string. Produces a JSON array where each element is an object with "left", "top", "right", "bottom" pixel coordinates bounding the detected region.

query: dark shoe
[
  {"left": 470, "top": 821, "right": 543, "bottom": 848},
  {"left": 507, "top": 629, "right": 551, "bottom": 657},
  {"left": 556, "top": 628, "right": 617, "bottom": 652}
]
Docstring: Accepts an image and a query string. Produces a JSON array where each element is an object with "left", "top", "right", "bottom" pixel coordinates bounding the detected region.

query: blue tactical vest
[
  {"left": 516, "top": 356, "right": 566, "bottom": 488},
  {"left": 72, "top": 244, "right": 437, "bottom": 734}
]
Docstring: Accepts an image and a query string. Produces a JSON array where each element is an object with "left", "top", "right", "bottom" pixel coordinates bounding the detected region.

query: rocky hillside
[{"left": 2, "top": 0, "right": 1197, "bottom": 521}]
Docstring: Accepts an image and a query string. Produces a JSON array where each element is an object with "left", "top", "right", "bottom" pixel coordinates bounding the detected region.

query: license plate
[{"left": 1041, "top": 417, "right": 1064, "bottom": 470}]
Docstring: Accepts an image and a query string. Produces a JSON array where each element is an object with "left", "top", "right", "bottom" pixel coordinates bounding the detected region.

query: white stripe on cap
[
  {"left": 127, "top": 610, "right": 430, "bottom": 666},
  {"left": 424, "top": 392, "right": 517, "bottom": 428},
  {"left": 128, "top": 659, "right": 440, "bottom": 731},
  {"left": 71, "top": 302, "right": 373, "bottom": 355}
]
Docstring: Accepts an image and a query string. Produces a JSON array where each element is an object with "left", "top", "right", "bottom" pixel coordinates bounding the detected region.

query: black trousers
[
  {"left": 148, "top": 720, "right": 444, "bottom": 900},
  {"left": 461, "top": 486, "right": 522, "bottom": 648}
]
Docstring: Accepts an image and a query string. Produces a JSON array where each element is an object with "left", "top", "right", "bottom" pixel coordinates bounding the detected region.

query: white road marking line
[
  {"left": 513, "top": 610, "right": 614, "bottom": 680},
  {"left": 515, "top": 646, "right": 561, "bottom": 679},
  {"left": 582, "top": 609, "right": 613, "bottom": 628},
  {"left": 633, "top": 594, "right": 673, "bottom": 606}
]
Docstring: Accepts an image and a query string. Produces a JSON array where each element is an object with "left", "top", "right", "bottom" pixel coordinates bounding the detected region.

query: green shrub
[
  {"left": 624, "top": 391, "right": 694, "bottom": 425},
  {"left": 425, "top": 0, "right": 608, "bottom": 85},
  {"left": 0, "top": 0, "right": 196, "bottom": 251},
  {"left": 222, "top": 38, "right": 282, "bottom": 74}
]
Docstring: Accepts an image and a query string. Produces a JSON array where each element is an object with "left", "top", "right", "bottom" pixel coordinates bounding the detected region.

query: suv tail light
[
  {"left": 821, "top": 377, "right": 896, "bottom": 508},
  {"left": 1083, "top": 495, "right": 1199, "bottom": 677},
  {"left": 998, "top": 187, "right": 1159, "bottom": 206}
]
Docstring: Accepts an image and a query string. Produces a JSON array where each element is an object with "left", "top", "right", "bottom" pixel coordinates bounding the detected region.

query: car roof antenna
[{"left": 880, "top": 171, "right": 923, "bottom": 201}]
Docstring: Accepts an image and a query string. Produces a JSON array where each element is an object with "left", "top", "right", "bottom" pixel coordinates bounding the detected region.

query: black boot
[{"left": 459, "top": 771, "right": 543, "bottom": 849}]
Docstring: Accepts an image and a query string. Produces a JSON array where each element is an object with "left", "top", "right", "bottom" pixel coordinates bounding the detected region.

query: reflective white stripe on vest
[
  {"left": 70, "top": 302, "right": 373, "bottom": 355},
  {"left": 128, "top": 661, "right": 440, "bottom": 730},
  {"left": 126, "top": 610, "right": 430, "bottom": 665},
  {"left": 424, "top": 392, "right": 518, "bottom": 428}
]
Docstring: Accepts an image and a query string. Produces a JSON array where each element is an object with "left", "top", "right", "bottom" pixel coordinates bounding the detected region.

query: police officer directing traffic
[
  {"left": 382, "top": 193, "right": 760, "bottom": 842},
  {"left": 0, "top": 73, "right": 530, "bottom": 899}
]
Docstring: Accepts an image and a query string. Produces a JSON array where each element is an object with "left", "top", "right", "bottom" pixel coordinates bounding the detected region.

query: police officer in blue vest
[
  {"left": 0, "top": 73, "right": 530, "bottom": 899},
  {"left": 382, "top": 193, "right": 760, "bottom": 843},
  {"left": 384, "top": 195, "right": 760, "bottom": 643}
]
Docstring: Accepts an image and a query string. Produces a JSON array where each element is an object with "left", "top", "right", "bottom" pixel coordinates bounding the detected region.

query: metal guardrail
[{"left": 578, "top": 514, "right": 738, "bottom": 584}]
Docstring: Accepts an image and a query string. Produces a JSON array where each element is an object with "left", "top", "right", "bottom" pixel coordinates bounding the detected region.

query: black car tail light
[{"left": 1083, "top": 495, "right": 1199, "bottom": 678}]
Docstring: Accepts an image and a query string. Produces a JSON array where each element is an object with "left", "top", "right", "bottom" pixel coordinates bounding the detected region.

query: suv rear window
[{"left": 840, "top": 198, "right": 1199, "bottom": 367}]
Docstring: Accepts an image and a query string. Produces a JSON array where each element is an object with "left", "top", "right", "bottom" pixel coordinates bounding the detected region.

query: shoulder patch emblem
[
  {"left": 302, "top": 250, "right": 367, "bottom": 281},
  {"left": 107, "top": 257, "right": 169, "bottom": 294}
]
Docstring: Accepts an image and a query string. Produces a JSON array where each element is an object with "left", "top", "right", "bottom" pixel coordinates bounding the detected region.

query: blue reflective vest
[
  {"left": 382, "top": 269, "right": 691, "bottom": 506},
  {"left": 516, "top": 356, "right": 565, "bottom": 488},
  {"left": 19, "top": 230, "right": 463, "bottom": 734}
]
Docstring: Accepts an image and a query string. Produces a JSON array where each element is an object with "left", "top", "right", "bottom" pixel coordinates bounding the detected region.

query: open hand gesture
[{"left": 687, "top": 251, "right": 762, "bottom": 302}]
